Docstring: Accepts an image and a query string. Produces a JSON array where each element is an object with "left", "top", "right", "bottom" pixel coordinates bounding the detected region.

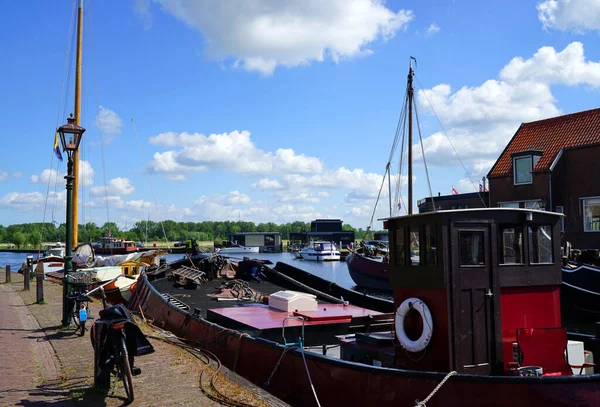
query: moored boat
[
  {"left": 95, "top": 235, "right": 139, "bottom": 255},
  {"left": 298, "top": 241, "right": 340, "bottom": 261},
  {"left": 216, "top": 245, "right": 260, "bottom": 254},
  {"left": 130, "top": 207, "right": 600, "bottom": 406}
]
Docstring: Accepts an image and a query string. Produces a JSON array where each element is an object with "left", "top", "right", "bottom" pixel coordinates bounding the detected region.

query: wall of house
[
  {"left": 552, "top": 145, "right": 600, "bottom": 250},
  {"left": 489, "top": 172, "right": 550, "bottom": 206}
]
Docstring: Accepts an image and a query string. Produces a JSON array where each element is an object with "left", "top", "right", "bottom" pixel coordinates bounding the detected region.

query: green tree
[{"left": 12, "top": 232, "right": 26, "bottom": 248}]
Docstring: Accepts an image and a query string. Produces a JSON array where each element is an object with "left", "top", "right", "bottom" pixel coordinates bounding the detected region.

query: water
[
  {"left": 0, "top": 252, "right": 31, "bottom": 270},
  {"left": 163, "top": 251, "right": 358, "bottom": 290}
]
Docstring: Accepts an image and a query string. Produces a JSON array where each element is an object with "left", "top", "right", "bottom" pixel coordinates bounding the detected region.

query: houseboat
[
  {"left": 94, "top": 236, "right": 139, "bottom": 255},
  {"left": 298, "top": 241, "right": 341, "bottom": 261},
  {"left": 130, "top": 207, "right": 600, "bottom": 406}
]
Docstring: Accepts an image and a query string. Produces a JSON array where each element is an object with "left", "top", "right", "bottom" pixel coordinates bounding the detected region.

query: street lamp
[{"left": 58, "top": 113, "right": 85, "bottom": 327}]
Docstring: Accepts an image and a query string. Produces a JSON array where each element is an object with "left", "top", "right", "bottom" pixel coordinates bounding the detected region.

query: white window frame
[
  {"left": 582, "top": 197, "right": 600, "bottom": 232},
  {"left": 514, "top": 156, "right": 533, "bottom": 185},
  {"left": 498, "top": 202, "right": 520, "bottom": 208},
  {"left": 555, "top": 206, "right": 564, "bottom": 232}
]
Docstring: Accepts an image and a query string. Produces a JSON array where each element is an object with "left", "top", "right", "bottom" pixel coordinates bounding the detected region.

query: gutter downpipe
[{"left": 548, "top": 149, "right": 564, "bottom": 212}]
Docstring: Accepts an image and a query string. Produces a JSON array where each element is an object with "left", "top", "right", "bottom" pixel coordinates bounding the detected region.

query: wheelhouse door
[{"left": 450, "top": 223, "right": 499, "bottom": 375}]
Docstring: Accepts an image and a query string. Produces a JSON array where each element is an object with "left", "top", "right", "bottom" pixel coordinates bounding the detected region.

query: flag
[
  {"left": 451, "top": 186, "right": 459, "bottom": 195},
  {"left": 397, "top": 201, "right": 401, "bottom": 210},
  {"left": 479, "top": 183, "right": 483, "bottom": 192},
  {"left": 53, "top": 133, "right": 63, "bottom": 162}
]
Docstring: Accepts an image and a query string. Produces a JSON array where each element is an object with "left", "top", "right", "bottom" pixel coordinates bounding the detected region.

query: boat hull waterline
[{"left": 130, "top": 276, "right": 600, "bottom": 407}]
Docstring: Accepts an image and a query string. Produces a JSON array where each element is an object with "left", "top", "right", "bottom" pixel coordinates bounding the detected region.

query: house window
[
  {"left": 555, "top": 206, "right": 564, "bottom": 232},
  {"left": 499, "top": 226, "right": 523, "bottom": 264},
  {"left": 528, "top": 225, "right": 553, "bottom": 264},
  {"left": 583, "top": 198, "right": 600, "bottom": 232},
  {"left": 525, "top": 201, "right": 544, "bottom": 210},
  {"left": 514, "top": 156, "right": 533, "bottom": 184},
  {"left": 395, "top": 227, "right": 406, "bottom": 266},
  {"left": 459, "top": 230, "right": 485, "bottom": 266}
]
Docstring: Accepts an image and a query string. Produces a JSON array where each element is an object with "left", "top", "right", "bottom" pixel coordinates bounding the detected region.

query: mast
[
  {"left": 72, "top": 0, "right": 83, "bottom": 248},
  {"left": 407, "top": 58, "right": 414, "bottom": 215}
]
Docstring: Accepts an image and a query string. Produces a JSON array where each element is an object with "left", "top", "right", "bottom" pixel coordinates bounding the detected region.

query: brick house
[{"left": 487, "top": 108, "right": 600, "bottom": 251}]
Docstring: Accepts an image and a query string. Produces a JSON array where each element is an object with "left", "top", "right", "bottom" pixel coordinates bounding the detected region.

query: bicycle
[
  {"left": 91, "top": 285, "right": 154, "bottom": 404},
  {"left": 68, "top": 283, "right": 91, "bottom": 337}
]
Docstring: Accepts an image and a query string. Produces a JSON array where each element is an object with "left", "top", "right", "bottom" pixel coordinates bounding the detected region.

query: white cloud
[
  {"left": 134, "top": 0, "right": 153, "bottom": 30},
  {"left": 194, "top": 191, "right": 251, "bottom": 207},
  {"left": 13, "top": 172, "right": 21, "bottom": 178},
  {"left": 148, "top": 130, "right": 323, "bottom": 179},
  {"left": 275, "top": 191, "right": 320, "bottom": 203},
  {"left": 538, "top": 0, "right": 600, "bottom": 32},
  {"left": 0, "top": 171, "right": 9, "bottom": 181},
  {"left": 415, "top": 42, "right": 600, "bottom": 183},
  {"left": 96, "top": 106, "right": 123, "bottom": 142},
  {"left": 251, "top": 178, "right": 285, "bottom": 190},
  {"left": 91, "top": 177, "right": 135, "bottom": 197},
  {"left": 227, "top": 191, "right": 251, "bottom": 205},
  {"left": 0, "top": 191, "right": 64, "bottom": 211},
  {"left": 500, "top": 42, "right": 600, "bottom": 87},
  {"left": 151, "top": 0, "right": 414, "bottom": 75},
  {"left": 31, "top": 169, "right": 63, "bottom": 185},
  {"left": 318, "top": 191, "right": 329, "bottom": 198},
  {"left": 425, "top": 23, "right": 440, "bottom": 36}
]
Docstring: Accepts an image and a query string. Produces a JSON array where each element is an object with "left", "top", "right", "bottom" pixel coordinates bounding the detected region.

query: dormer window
[{"left": 512, "top": 151, "right": 542, "bottom": 185}]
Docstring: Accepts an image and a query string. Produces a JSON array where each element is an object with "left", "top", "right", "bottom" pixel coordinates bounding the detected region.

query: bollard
[
  {"left": 5, "top": 264, "right": 10, "bottom": 283},
  {"left": 36, "top": 267, "right": 44, "bottom": 303},
  {"left": 24, "top": 256, "right": 32, "bottom": 290}
]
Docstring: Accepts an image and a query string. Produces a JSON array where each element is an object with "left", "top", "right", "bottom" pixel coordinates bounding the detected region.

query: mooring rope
[{"left": 414, "top": 370, "right": 457, "bottom": 407}]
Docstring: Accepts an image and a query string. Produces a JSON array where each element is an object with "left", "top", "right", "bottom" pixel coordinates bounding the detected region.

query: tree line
[{"left": 0, "top": 220, "right": 377, "bottom": 248}]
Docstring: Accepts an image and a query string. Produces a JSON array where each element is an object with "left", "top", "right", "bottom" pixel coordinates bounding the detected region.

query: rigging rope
[
  {"left": 131, "top": 118, "right": 170, "bottom": 248},
  {"left": 88, "top": 2, "right": 112, "bottom": 232},
  {"left": 413, "top": 98, "right": 436, "bottom": 211},
  {"left": 414, "top": 74, "right": 487, "bottom": 207}
]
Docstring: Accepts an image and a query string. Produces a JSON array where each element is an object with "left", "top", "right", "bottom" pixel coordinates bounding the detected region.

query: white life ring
[{"left": 395, "top": 297, "right": 433, "bottom": 353}]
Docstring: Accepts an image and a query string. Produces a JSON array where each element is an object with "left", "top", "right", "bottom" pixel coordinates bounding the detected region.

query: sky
[{"left": 1, "top": 0, "right": 600, "bottom": 231}]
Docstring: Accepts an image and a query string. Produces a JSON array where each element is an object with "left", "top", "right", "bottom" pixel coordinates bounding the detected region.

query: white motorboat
[
  {"left": 299, "top": 241, "right": 340, "bottom": 261},
  {"left": 216, "top": 245, "right": 259, "bottom": 254}
]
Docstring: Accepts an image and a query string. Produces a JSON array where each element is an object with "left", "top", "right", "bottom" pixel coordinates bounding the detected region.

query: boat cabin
[{"left": 384, "top": 208, "right": 563, "bottom": 375}]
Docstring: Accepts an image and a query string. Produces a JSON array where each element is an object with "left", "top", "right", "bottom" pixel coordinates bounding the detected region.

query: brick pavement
[{"left": 0, "top": 271, "right": 287, "bottom": 407}]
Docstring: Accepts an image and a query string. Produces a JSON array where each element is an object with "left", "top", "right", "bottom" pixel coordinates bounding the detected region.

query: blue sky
[{"left": 1, "top": 0, "right": 600, "bottom": 230}]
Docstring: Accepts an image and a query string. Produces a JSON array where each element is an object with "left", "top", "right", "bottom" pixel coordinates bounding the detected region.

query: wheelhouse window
[
  {"left": 499, "top": 226, "right": 523, "bottom": 264},
  {"left": 409, "top": 227, "right": 420, "bottom": 266},
  {"left": 459, "top": 230, "right": 485, "bottom": 266},
  {"left": 583, "top": 198, "right": 600, "bottom": 232},
  {"left": 555, "top": 206, "right": 564, "bottom": 232},
  {"left": 424, "top": 224, "right": 437, "bottom": 266},
  {"left": 395, "top": 227, "right": 406, "bottom": 266},
  {"left": 528, "top": 225, "right": 553, "bottom": 264},
  {"left": 499, "top": 202, "right": 519, "bottom": 208}
]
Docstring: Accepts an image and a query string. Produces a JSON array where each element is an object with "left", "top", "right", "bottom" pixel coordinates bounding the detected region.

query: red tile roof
[{"left": 488, "top": 107, "right": 600, "bottom": 177}]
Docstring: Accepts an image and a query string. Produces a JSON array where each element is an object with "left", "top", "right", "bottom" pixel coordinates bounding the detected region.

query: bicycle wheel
[
  {"left": 118, "top": 337, "right": 134, "bottom": 403},
  {"left": 71, "top": 301, "right": 81, "bottom": 328}
]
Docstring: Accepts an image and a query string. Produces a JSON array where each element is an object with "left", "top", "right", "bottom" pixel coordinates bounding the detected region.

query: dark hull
[
  {"left": 130, "top": 276, "right": 600, "bottom": 407},
  {"left": 346, "top": 253, "right": 392, "bottom": 292},
  {"left": 562, "top": 263, "right": 600, "bottom": 313},
  {"left": 267, "top": 262, "right": 393, "bottom": 313}
]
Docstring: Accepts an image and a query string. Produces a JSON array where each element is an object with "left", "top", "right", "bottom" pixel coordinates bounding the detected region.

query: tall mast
[
  {"left": 407, "top": 58, "right": 414, "bottom": 215},
  {"left": 72, "top": 0, "right": 83, "bottom": 247}
]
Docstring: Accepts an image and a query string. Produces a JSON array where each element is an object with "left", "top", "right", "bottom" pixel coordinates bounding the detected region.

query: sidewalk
[{"left": 0, "top": 271, "right": 287, "bottom": 406}]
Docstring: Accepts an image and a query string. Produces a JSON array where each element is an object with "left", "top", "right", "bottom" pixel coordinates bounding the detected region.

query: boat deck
[{"left": 150, "top": 276, "right": 288, "bottom": 320}]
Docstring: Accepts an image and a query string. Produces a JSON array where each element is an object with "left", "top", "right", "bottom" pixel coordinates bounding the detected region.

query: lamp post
[{"left": 58, "top": 114, "right": 85, "bottom": 327}]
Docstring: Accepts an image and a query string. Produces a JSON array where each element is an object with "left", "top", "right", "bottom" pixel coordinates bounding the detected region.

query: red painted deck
[{"left": 208, "top": 303, "right": 381, "bottom": 330}]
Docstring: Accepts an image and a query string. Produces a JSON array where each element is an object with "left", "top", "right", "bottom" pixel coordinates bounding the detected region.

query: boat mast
[
  {"left": 72, "top": 0, "right": 83, "bottom": 248},
  {"left": 407, "top": 57, "right": 414, "bottom": 215}
]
